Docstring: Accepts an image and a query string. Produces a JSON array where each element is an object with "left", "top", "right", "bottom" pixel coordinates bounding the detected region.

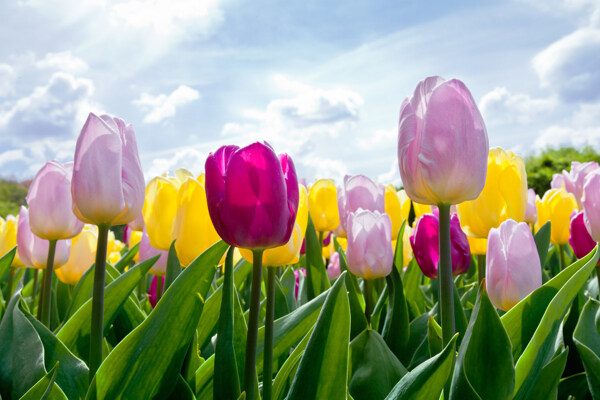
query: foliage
[{"left": 0, "top": 179, "right": 28, "bottom": 218}]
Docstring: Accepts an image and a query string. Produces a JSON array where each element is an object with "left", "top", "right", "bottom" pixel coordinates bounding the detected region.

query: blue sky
[{"left": 1, "top": 0, "right": 599, "bottom": 186}]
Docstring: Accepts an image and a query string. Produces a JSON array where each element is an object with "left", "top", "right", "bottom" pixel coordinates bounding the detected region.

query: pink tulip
[
  {"left": 327, "top": 251, "right": 341, "bottom": 280},
  {"left": 583, "top": 170, "right": 600, "bottom": 242},
  {"left": 205, "top": 142, "right": 299, "bottom": 249},
  {"left": 139, "top": 227, "right": 168, "bottom": 276},
  {"left": 27, "top": 161, "right": 84, "bottom": 240},
  {"left": 128, "top": 212, "right": 145, "bottom": 232},
  {"left": 337, "top": 175, "right": 385, "bottom": 235},
  {"left": 72, "top": 113, "right": 145, "bottom": 227},
  {"left": 409, "top": 212, "right": 470, "bottom": 279},
  {"left": 17, "top": 206, "right": 70, "bottom": 269},
  {"left": 486, "top": 219, "right": 542, "bottom": 311},
  {"left": 346, "top": 209, "right": 393, "bottom": 279},
  {"left": 550, "top": 174, "right": 565, "bottom": 190},
  {"left": 397, "top": 76, "right": 488, "bottom": 205},
  {"left": 561, "top": 161, "right": 599, "bottom": 208},
  {"left": 569, "top": 211, "right": 596, "bottom": 259},
  {"left": 524, "top": 188, "right": 537, "bottom": 225},
  {"left": 148, "top": 275, "right": 166, "bottom": 308}
]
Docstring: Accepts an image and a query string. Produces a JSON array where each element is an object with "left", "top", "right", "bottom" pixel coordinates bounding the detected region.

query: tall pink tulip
[
  {"left": 27, "top": 161, "right": 84, "bottom": 240},
  {"left": 569, "top": 211, "right": 596, "bottom": 259},
  {"left": 561, "top": 161, "right": 599, "bottom": 209},
  {"left": 409, "top": 212, "right": 470, "bottom": 279},
  {"left": 337, "top": 174, "right": 385, "bottom": 236},
  {"left": 524, "top": 188, "right": 537, "bottom": 225},
  {"left": 71, "top": 113, "right": 145, "bottom": 226},
  {"left": 486, "top": 219, "right": 542, "bottom": 311},
  {"left": 583, "top": 170, "right": 600, "bottom": 242}
]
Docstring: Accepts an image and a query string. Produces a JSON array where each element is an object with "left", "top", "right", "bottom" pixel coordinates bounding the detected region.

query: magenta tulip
[
  {"left": 486, "top": 219, "right": 542, "bottom": 311},
  {"left": 27, "top": 161, "right": 84, "bottom": 240},
  {"left": 346, "top": 209, "right": 393, "bottom": 279},
  {"left": 72, "top": 113, "right": 145, "bottom": 227},
  {"left": 409, "top": 212, "right": 470, "bottom": 279},
  {"left": 337, "top": 174, "right": 385, "bottom": 235},
  {"left": 148, "top": 275, "right": 166, "bottom": 308},
  {"left": 293, "top": 268, "right": 306, "bottom": 300},
  {"left": 205, "top": 142, "right": 299, "bottom": 249},
  {"left": 327, "top": 251, "right": 341, "bottom": 280},
  {"left": 583, "top": 170, "right": 600, "bottom": 242},
  {"left": 397, "top": 76, "right": 488, "bottom": 206},
  {"left": 524, "top": 188, "right": 537, "bottom": 225},
  {"left": 17, "top": 206, "right": 70, "bottom": 269},
  {"left": 569, "top": 211, "right": 596, "bottom": 259},
  {"left": 139, "top": 228, "right": 168, "bottom": 276}
]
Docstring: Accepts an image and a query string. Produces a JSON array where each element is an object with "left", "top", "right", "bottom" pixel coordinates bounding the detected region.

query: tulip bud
[
  {"left": 536, "top": 188, "right": 578, "bottom": 244},
  {"left": 561, "top": 161, "right": 600, "bottom": 209},
  {"left": 346, "top": 209, "right": 394, "bottom": 279},
  {"left": 457, "top": 148, "right": 527, "bottom": 238},
  {"left": 142, "top": 176, "right": 180, "bottom": 251},
  {"left": 128, "top": 212, "right": 145, "bottom": 232},
  {"left": 396, "top": 190, "right": 411, "bottom": 223},
  {"left": 327, "top": 251, "right": 341, "bottom": 280},
  {"left": 293, "top": 268, "right": 306, "bottom": 300},
  {"left": 205, "top": 142, "right": 299, "bottom": 249},
  {"left": 550, "top": 173, "right": 565, "bottom": 190},
  {"left": 17, "top": 206, "right": 70, "bottom": 269},
  {"left": 139, "top": 228, "right": 168, "bottom": 276},
  {"left": 308, "top": 179, "right": 340, "bottom": 232},
  {"left": 72, "top": 113, "right": 145, "bottom": 227},
  {"left": 56, "top": 226, "right": 97, "bottom": 285},
  {"left": 569, "top": 211, "right": 596, "bottom": 259},
  {"left": 486, "top": 219, "right": 542, "bottom": 311},
  {"left": 467, "top": 235, "right": 487, "bottom": 256},
  {"left": 410, "top": 212, "right": 470, "bottom": 279},
  {"left": 148, "top": 275, "right": 165, "bottom": 308},
  {"left": 412, "top": 201, "right": 432, "bottom": 222},
  {"left": 0, "top": 215, "right": 24, "bottom": 267},
  {"left": 27, "top": 161, "right": 84, "bottom": 240},
  {"left": 385, "top": 184, "right": 404, "bottom": 240},
  {"left": 582, "top": 171, "right": 600, "bottom": 242},
  {"left": 398, "top": 76, "right": 489, "bottom": 206},
  {"left": 524, "top": 188, "right": 537, "bottom": 225},
  {"left": 337, "top": 175, "right": 385, "bottom": 236}
]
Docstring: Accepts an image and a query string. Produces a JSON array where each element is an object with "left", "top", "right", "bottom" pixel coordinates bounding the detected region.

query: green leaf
[
  {"left": 214, "top": 247, "right": 241, "bottom": 399},
  {"left": 534, "top": 221, "right": 551, "bottom": 268},
  {"left": 89, "top": 241, "right": 227, "bottom": 399},
  {"left": 113, "top": 243, "right": 139, "bottom": 273},
  {"left": 197, "top": 287, "right": 222, "bottom": 352},
  {"left": 558, "top": 372, "right": 590, "bottom": 399},
  {"left": 427, "top": 316, "right": 442, "bottom": 357},
  {"left": 450, "top": 287, "right": 514, "bottom": 400},
  {"left": 402, "top": 260, "right": 427, "bottom": 319},
  {"left": 57, "top": 256, "right": 158, "bottom": 361},
  {"left": 528, "top": 347, "right": 568, "bottom": 400},
  {"left": 0, "top": 246, "right": 16, "bottom": 284},
  {"left": 349, "top": 329, "right": 407, "bottom": 400},
  {"left": 271, "top": 327, "right": 312, "bottom": 400},
  {"left": 400, "top": 313, "right": 430, "bottom": 368},
  {"left": 573, "top": 297, "right": 600, "bottom": 399},
  {"left": 334, "top": 240, "right": 367, "bottom": 340},
  {"left": 453, "top": 280, "right": 468, "bottom": 346},
  {"left": 512, "top": 246, "right": 600, "bottom": 399},
  {"left": 18, "top": 362, "right": 67, "bottom": 400},
  {"left": 167, "top": 375, "right": 196, "bottom": 400},
  {"left": 164, "top": 240, "right": 181, "bottom": 292},
  {"left": 304, "top": 216, "right": 331, "bottom": 300},
  {"left": 385, "top": 334, "right": 458, "bottom": 400},
  {"left": 287, "top": 272, "right": 350, "bottom": 400}
]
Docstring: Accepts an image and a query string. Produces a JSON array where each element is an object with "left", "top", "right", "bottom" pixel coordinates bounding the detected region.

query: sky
[{"left": 1, "top": 0, "right": 599, "bottom": 186}]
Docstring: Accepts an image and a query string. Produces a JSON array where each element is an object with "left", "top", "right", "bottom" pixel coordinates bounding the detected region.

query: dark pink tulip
[
  {"left": 148, "top": 275, "right": 166, "bottom": 308},
  {"left": 293, "top": 268, "right": 306, "bottom": 300},
  {"left": 570, "top": 211, "right": 596, "bottom": 259},
  {"left": 205, "top": 142, "right": 299, "bottom": 249},
  {"left": 410, "top": 212, "right": 470, "bottom": 279}
]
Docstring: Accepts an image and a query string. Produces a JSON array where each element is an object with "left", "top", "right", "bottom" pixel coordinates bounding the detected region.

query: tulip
[
  {"left": 148, "top": 275, "right": 166, "bottom": 308},
  {"left": 0, "top": 215, "right": 24, "bottom": 267},
  {"left": 410, "top": 212, "right": 470, "bottom": 279},
  {"left": 560, "top": 161, "right": 600, "bottom": 209},
  {"left": 569, "top": 211, "right": 596, "bottom": 259},
  {"left": 139, "top": 228, "right": 168, "bottom": 276},
  {"left": 402, "top": 226, "right": 413, "bottom": 267},
  {"left": 467, "top": 235, "right": 487, "bottom": 256},
  {"left": 171, "top": 175, "right": 221, "bottom": 267},
  {"left": 337, "top": 174, "right": 385, "bottom": 236},
  {"left": 27, "top": 160, "right": 84, "bottom": 240},
  {"left": 293, "top": 268, "right": 306, "bottom": 300},
  {"left": 486, "top": 219, "right": 542, "bottom": 311},
  {"left": 457, "top": 148, "right": 528, "bottom": 238},
  {"left": 385, "top": 184, "right": 405, "bottom": 240},
  {"left": 205, "top": 142, "right": 298, "bottom": 400},
  {"left": 536, "top": 188, "right": 578, "bottom": 245},
  {"left": 128, "top": 212, "right": 145, "bottom": 232},
  {"left": 308, "top": 179, "right": 340, "bottom": 232},
  {"left": 56, "top": 226, "right": 97, "bottom": 285},
  {"left": 524, "top": 188, "right": 537, "bottom": 225},
  {"left": 550, "top": 173, "right": 565, "bottom": 190},
  {"left": 142, "top": 176, "right": 180, "bottom": 251},
  {"left": 327, "top": 251, "right": 341, "bottom": 280},
  {"left": 396, "top": 190, "right": 412, "bottom": 222}
]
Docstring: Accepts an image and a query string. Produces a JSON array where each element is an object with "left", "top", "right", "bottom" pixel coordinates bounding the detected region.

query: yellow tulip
[
  {"left": 467, "top": 235, "right": 487, "bottom": 256},
  {"left": 56, "top": 226, "right": 97, "bottom": 285},
  {"left": 335, "top": 236, "right": 347, "bottom": 252},
  {"left": 171, "top": 176, "right": 221, "bottom": 267},
  {"left": 143, "top": 176, "right": 180, "bottom": 251},
  {"left": 457, "top": 148, "right": 528, "bottom": 238},
  {"left": 308, "top": 179, "right": 340, "bottom": 232},
  {"left": 129, "top": 230, "right": 143, "bottom": 262},
  {"left": 390, "top": 226, "right": 414, "bottom": 268},
  {"left": 535, "top": 189, "right": 578, "bottom": 244},
  {"left": 385, "top": 185, "right": 403, "bottom": 240},
  {"left": 396, "top": 190, "right": 411, "bottom": 225},
  {"left": 0, "top": 215, "right": 24, "bottom": 267},
  {"left": 412, "top": 202, "right": 432, "bottom": 222}
]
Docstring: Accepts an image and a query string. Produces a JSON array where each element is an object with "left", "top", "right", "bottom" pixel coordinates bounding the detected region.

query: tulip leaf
[
  {"left": 402, "top": 260, "right": 427, "bottom": 319},
  {"left": 334, "top": 240, "right": 367, "bottom": 339},
  {"left": 164, "top": 240, "right": 181, "bottom": 291},
  {"left": 534, "top": 221, "right": 551, "bottom": 267},
  {"left": 501, "top": 248, "right": 596, "bottom": 360},
  {"left": 18, "top": 362, "right": 67, "bottom": 400},
  {"left": 427, "top": 316, "right": 443, "bottom": 357},
  {"left": 558, "top": 372, "right": 591, "bottom": 399},
  {"left": 384, "top": 334, "right": 458, "bottom": 400},
  {"left": 349, "top": 329, "right": 407, "bottom": 400},
  {"left": 287, "top": 272, "right": 350, "bottom": 400},
  {"left": 527, "top": 347, "right": 568, "bottom": 400},
  {"left": 88, "top": 241, "right": 227, "bottom": 399},
  {"left": 196, "top": 287, "right": 223, "bottom": 352},
  {"left": 272, "top": 327, "right": 312, "bottom": 400},
  {"left": 573, "top": 298, "right": 600, "bottom": 399},
  {"left": 57, "top": 256, "right": 158, "bottom": 362},
  {"left": 400, "top": 313, "right": 430, "bottom": 368},
  {"left": 113, "top": 243, "right": 139, "bottom": 273},
  {"left": 512, "top": 247, "right": 600, "bottom": 399},
  {"left": 304, "top": 216, "right": 331, "bottom": 300},
  {"left": 450, "top": 286, "right": 514, "bottom": 400},
  {"left": 0, "top": 246, "right": 16, "bottom": 283}
]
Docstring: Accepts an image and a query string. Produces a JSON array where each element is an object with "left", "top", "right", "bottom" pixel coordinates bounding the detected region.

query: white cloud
[
  {"left": 0, "top": 149, "right": 26, "bottom": 166},
  {"left": 134, "top": 85, "right": 200, "bottom": 123},
  {"left": 0, "top": 64, "right": 15, "bottom": 97},
  {"left": 145, "top": 147, "right": 207, "bottom": 178},
  {"left": 532, "top": 28, "right": 600, "bottom": 102},
  {"left": 533, "top": 101, "right": 600, "bottom": 149},
  {"left": 36, "top": 51, "right": 89, "bottom": 73},
  {"left": 518, "top": 0, "right": 600, "bottom": 26},
  {"left": 479, "top": 86, "right": 557, "bottom": 126},
  {"left": 377, "top": 160, "right": 402, "bottom": 187}
]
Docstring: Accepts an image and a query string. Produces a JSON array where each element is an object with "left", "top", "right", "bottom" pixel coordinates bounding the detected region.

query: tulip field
[{"left": 2, "top": 76, "right": 600, "bottom": 400}]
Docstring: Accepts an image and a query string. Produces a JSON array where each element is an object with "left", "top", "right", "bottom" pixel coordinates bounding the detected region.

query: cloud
[
  {"left": 0, "top": 64, "right": 15, "bottom": 97},
  {"left": 532, "top": 28, "right": 600, "bottom": 102},
  {"left": 145, "top": 147, "right": 207, "bottom": 178},
  {"left": 533, "top": 101, "right": 600, "bottom": 149},
  {"left": 479, "top": 86, "right": 558, "bottom": 126},
  {"left": 0, "top": 137, "right": 77, "bottom": 179},
  {"left": 0, "top": 149, "right": 26, "bottom": 167},
  {"left": 518, "top": 0, "right": 600, "bottom": 26},
  {"left": 35, "top": 51, "right": 89, "bottom": 73},
  {"left": 134, "top": 85, "right": 200, "bottom": 123}
]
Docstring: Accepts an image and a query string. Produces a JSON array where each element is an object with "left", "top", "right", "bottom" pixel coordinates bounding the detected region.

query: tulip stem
[
  {"left": 363, "top": 278, "right": 373, "bottom": 325},
  {"left": 32, "top": 269, "right": 39, "bottom": 299},
  {"left": 263, "top": 267, "right": 276, "bottom": 400},
  {"left": 90, "top": 224, "right": 110, "bottom": 380},
  {"left": 244, "top": 249, "right": 264, "bottom": 400},
  {"left": 558, "top": 244, "right": 566, "bottom": 271},
  {"left": 157, "top": 276, "right": 164, "bottom": 303},
  {"left": 477, "top": 254, "right": 486, "bottom": 285},
  {"left": 40, "top": 240, "right": 57, "bottom": 327},
  {"left": 438, "top": 204, "right": 455, "bottom": 346},
  {"left": 596, "top": 266, "right": 600, "bottom": 298},
  {"left": 37, "top": 270, "right": 45, "bottom": 320},
  {"left": 6, "top": 267, "right": 14, "bottom": 300}
]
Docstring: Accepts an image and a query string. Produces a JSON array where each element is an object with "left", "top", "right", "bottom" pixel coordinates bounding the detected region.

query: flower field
[{"left": 1, "top": 76, "right": 600, "bottom": 400}]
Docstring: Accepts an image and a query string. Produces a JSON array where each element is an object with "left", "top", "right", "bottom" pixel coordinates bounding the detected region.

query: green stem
[
  {"left": 6, "top": 267, "right": 14, "bottom": 299},
  {"left": 89, "top": 225, "right": 110, "bottom": 380},
  {"left": 40, "top": 240, "right": 57, "bottom": 327},
  {"left": 244, "top": 249, "right": 264, "bottom": 400},
  {"left": 477, "top": 254, "right": 486, "bottom": 285},
  {"left": 157, "top": 276, "right": 164, "bottom": 303},
  {"left": 32, "top": 269, "right": 39, "bottom": 299},
  {"left": 363, "top": 278, "right": 373, "bottom": 325},
  {"left": 263, "top": 267, "right": 276, "bottom": 400},
  {"left": 37, "top": 270, "right": 45, "bottom": 320},
  {"left": 596, "top": 266, "right": 600, "bottom": 299},
  {"left": 438, "top": 204, "right": 455, "bottom": 346},
  {"left": 558, "top": 244, "right": 566, "bottom": 271}
]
